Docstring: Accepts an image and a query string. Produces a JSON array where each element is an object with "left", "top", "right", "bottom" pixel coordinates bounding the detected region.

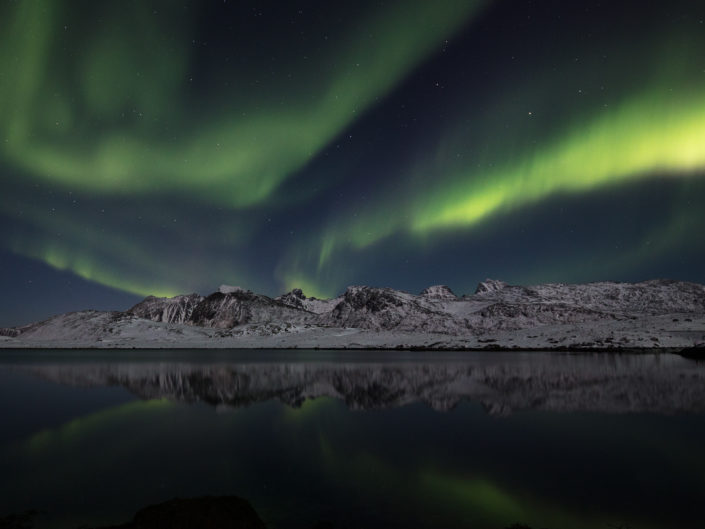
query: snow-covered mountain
[
  {"left": 131, "top": 286, "right": 312, "bottom": 329},
  {"left": 2, "top": 279, "right": 704, "bottom": 349},
  {"left": 128, "top": 293, "right": 204, "bottom": 324}
]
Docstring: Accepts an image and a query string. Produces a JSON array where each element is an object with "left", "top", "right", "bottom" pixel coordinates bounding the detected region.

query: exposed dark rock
[
  {"left": 276, "top": 288, "right": 308, "bottom": 310},
  {"left": 132, "top": 290, "right": 310, "bottom": 330},
  {"left": 129, "top": 294, "right": 204, "bottom": 324},
  {"left": 475, "top": 278, "right": 509, "bottom": 294},
  {"left": 0, "top": 327, "right": 22, "bottom": 338},
  {"left": 419, "top": 285, "right": 458, "bottom": 300},
  {"left": 96, "top": 496, "right": 266, "bottom": 529},
  {"left": 677, "top": 344, "right": 705, "bottom": 361},
  {"left": 0, "top": 509, "right": 41, "bottom": 529},
  {"left": 318, "top": 286, "right": 461, "bottom": 332}
]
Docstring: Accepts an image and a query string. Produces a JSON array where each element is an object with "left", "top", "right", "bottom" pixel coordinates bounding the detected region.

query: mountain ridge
[{"left": 2, "top": 279, "right": 704, "bottom": 350}]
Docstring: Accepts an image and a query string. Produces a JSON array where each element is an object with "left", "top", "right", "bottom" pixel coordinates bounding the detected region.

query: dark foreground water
[{"left": 1, "top": 350, "right": 704, "bottom": 529}]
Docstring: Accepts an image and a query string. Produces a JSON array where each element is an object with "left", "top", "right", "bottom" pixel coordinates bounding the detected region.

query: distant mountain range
[{"left": 2, "top": 279, "right": 704, "bottom": 349}]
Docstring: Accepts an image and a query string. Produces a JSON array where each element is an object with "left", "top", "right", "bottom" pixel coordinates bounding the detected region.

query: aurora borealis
[{"left": 2, "top": 0, "right": 705, "bottom": 325}]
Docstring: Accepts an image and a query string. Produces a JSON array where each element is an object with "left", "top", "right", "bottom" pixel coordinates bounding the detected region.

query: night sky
[{"left": 2, "top": 0, "right": 705, "bottom": 326}]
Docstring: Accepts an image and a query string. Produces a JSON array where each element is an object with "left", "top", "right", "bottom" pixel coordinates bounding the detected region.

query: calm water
[{"left": 1, "top": 350, "right": 704, "bottom": 529}]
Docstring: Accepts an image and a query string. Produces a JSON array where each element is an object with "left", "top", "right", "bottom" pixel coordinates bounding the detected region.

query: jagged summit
[
  {"left": 475, "top": 279, "right": 509, "bottom": 294},
  {"left": 275, "top": 288, "right": 338, "bottom": 314},
  {"left": 420, "top": 285, "right": 458, "bottom": 300},
  {"left": 276, "top": 288, "right": 306, "bottom": 306},
  {"left": 129, "top": 293, "right": 203, "bottom": 324}
]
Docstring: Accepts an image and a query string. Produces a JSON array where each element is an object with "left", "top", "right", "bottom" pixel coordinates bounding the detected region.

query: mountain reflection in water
[
  {"left": 19, "top": 351, "right": 705, "bottom": 414},
  {"left": 1, "top": 350, "right": 704, "bottom": 529}
]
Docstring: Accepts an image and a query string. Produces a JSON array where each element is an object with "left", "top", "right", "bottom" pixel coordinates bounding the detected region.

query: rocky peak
[
  {"left": 128, "top": 293, "right": 204, "bottom": 324},
  {"left": 275, "top": 288, "right": 308, "bottom": 309},
  {"left": 341, "top": 286, "right": 405, "bottom": 312},
  {"left": 420, "top": 285, "right": 458, "bottom": 300},
  {"left": 475, "top": 279, "right": 509, "bottom": 294}
]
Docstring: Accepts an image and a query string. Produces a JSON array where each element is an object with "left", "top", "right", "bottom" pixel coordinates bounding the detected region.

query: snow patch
[
  {"left": 420, "top": 285, "right": 458, "bottom": 300},
  {"left": 219, "top": 285, "right": 246, "bottom": 294}
]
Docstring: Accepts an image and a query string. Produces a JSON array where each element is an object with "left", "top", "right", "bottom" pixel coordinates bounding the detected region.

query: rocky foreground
[
  {"left": 22, "top": 495, "right": 533, "bottom": 529},
  {"left": 1, "top": 279, "right": 704, "bottom": 350}
]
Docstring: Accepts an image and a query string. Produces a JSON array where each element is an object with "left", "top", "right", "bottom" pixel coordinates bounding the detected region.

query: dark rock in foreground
[
  {"left": 0, "top": 509, "right": 42, "bottom": 529},
  {"left": 96, "top": 496, "right": 265, "bottom": 529},
  {"left": 678, "top": 344, "right": 705, "bottom": 360}
]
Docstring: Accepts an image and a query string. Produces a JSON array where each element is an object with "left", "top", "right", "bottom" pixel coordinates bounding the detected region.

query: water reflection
[
  {"left": 16, "top": 351, "right": 705, "bottom": 414},
  {"left": 0, "top": 351, "right": 703, "bottom": 529}
]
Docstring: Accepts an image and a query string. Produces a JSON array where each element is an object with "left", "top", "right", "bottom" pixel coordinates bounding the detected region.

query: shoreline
[{"left": 0, "top": 344, "right": 701, "bottom": 355}]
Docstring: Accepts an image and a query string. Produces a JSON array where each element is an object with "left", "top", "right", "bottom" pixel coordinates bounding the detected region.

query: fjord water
[{"left": 1, "top": 351, "right": 704, "bottom": 529}]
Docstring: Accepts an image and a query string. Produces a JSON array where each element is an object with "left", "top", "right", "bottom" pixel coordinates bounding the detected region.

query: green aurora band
[
  {"left": 0, "top": 0, "right": 488, "bottom": 296},
  {"left": 2, "top": 193, "right": 251, "bottom": 298},
  {"left": 1, "top": 0, "right": 703, "bottom": 300},
  {"left": 10, "top": 395, "right": 605, "bottom": 528},
  {"left": 0, "top": 0, "right": 484, "bottom": 206},
  {"left": 314, "top": 83, "right": 705, "bottom": 269}
]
